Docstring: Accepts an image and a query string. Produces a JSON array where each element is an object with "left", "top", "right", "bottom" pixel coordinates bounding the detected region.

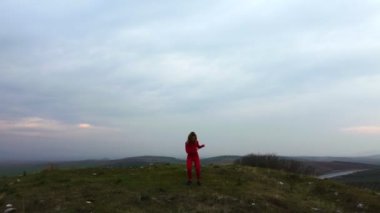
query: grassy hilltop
[{"left": 1, "top": 164, "right": 380, "bottom": 212}]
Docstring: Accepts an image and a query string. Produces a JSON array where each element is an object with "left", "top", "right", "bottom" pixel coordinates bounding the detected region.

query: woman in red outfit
[{"left": 185, "top": 131, "right": 205, "bottom": 185}]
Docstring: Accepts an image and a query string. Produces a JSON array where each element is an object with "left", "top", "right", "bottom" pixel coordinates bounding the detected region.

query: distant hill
[
  {"left": 1, "top": 164, "right": 380, "bottom": 212},
  {"left": 0, "top": 159, "right": 113, "bottom": 176},
  {"left": 299, "top": 160, "right": 378, "bottom": 175},
  {"left": 2, "top": 154, "right": 379, "bottom": 177},
  {"left": 291, "top": 155, "right": 380, "bottom": 166},
  {"left": 107, "top": 156, "right": 184, "bottom": 168},
  {"left": 364, "top": 155, "right": 380, "bottom": 166},
  {"left": 202, "top": 155, "right": 241, "bottom": 165},
  {"left": 333, "top": 168, "right": 380, "bottom": 192},
  {"left": 0, "top": 155, "right": 241, "bottom": 176}
]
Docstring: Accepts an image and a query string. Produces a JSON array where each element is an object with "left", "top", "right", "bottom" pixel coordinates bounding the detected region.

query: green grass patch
[{"left": 0, "top": 164, "right": 379, "bottom": 212}]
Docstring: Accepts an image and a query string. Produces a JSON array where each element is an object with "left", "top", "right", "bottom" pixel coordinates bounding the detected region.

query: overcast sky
[{"left": 1, "top": 0, "right": 380, "bottom": 161}]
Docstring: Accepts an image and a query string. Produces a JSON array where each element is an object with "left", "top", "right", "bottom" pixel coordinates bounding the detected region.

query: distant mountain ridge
[
  {"left": 290, "top": 155, "right": 380, "bottom": 166},
  {"left": 107, "top": 156, "right": 184, "bottom": 167},
  {"left": 368, "top": 154, "right": 380, "bottom": 159},
  {"left": 101, "top": 155, "right": 242, "bottom": 168},
  {"left": 1, "top": 154, "right": 380, "bottom": 176},
  {"left": 0, "top": 155, "right": 241, "bottom": 176}
]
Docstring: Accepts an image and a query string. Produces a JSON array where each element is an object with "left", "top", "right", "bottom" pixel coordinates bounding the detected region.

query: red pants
[{"left": 187, "top": 155, "right": 201, "bottom": 181}]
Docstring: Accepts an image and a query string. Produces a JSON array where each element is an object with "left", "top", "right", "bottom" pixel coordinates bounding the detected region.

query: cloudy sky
[{"left": 1, "top": 0, "right": 380, "bottom": 161}]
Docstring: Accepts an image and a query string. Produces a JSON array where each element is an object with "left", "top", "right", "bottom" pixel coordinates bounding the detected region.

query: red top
[{"left": 185, "top": 140, "right": 204, "bottom": 157}]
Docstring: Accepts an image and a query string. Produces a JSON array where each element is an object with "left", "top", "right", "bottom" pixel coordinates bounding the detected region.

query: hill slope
[
  {"left": 1, "top": 164, "right": 380, "bottom": 212},
  {"left": 333, "top": 168, "right": 380, "bottom": 192}
]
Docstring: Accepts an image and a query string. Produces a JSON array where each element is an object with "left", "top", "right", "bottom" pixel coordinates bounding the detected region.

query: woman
[{"left": 185, "top": 131, "right": 205, "bottom": 185}]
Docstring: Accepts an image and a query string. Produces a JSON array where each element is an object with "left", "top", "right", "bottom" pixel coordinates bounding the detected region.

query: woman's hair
[{"left": 187, "top": 131, "right": 197, "bottom": 142}]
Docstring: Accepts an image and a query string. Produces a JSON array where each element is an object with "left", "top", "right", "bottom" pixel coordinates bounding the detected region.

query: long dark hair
[{"left": 187, "top": 131, "right": 197, "bottom": 143}]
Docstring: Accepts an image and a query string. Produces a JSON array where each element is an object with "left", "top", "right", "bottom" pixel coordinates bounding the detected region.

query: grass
[{"left": 1, "top": 164, "right": 380, "bottom": 212}]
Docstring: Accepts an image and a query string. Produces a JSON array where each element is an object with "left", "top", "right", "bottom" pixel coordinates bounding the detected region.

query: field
[{"left": 1, "top": 164, "right": 380, "bottom": 212}]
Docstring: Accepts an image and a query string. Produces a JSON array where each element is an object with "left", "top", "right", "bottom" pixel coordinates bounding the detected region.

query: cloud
[
  {"left": 0, "top": 117, "right": 64, "bottom": 131},
  {"left": 1, "top": 0, "right": 380, "bottom": 159},
  {"left": 1, "top": 0, "right": 379, "bottom": 121},
  {"left": 0, "top": 117, "right": 115, "bottom": 136},
  {"left": 341, "top": 126, "right": 380, "bottom": 135},
  {"left": 78, "top": 123, "right": 92, "bottom": 129}
]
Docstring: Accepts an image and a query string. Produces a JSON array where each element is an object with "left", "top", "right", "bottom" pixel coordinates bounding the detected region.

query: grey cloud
[{"left": 1, "top": 0, "right": 380, "bottom": 160}]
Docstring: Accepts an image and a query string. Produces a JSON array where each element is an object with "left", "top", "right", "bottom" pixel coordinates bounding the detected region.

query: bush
[{"left": 235, "top": 154, "right": 315, "bottom": 175}]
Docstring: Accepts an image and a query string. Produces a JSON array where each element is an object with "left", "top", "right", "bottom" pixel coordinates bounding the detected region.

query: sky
[{"left": 1, "top": 0, "right": 380, "bottom": 161}]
